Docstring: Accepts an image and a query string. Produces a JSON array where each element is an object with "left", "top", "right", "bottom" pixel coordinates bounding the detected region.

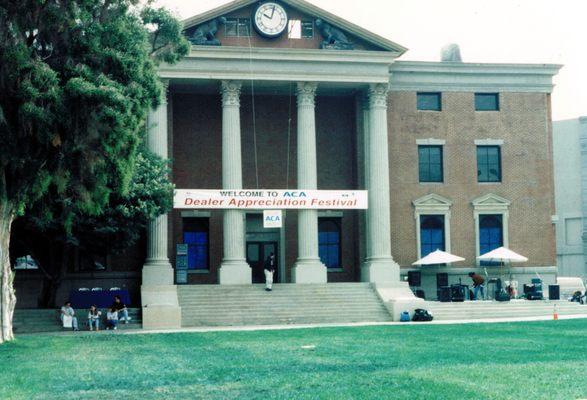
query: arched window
[
  {"left": 420, "top": 215, "right": 445, "bottom": 257},
  {"left": 479, "top": 214, "right": 503, "bottom": 266},
  {"left": 183, "top": 218, "right": 209, "bottom": 270},
  {"left": 319, "top": 218, "right": 341, "bottom": 269}
]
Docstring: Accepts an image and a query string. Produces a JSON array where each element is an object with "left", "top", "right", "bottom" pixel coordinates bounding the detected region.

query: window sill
[
  {"left": 478, "top": 181, "right": 502, "bottom": 185},
  {"left": 419, "top": 182, "right": 444, "bottom": 185},
  {"left": 327, "top": 268, "right": 345, "bottom": 272},
  {"left": 187, "top": 269, "right": 210, "bottom": 274}
]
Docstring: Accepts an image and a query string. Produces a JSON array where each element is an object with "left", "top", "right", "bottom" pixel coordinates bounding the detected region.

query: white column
[
  {"left": 218, "top": 80, "right": 251, "bottom": 284},
  {"left": 141, "top": 80, "right": 181, "bottom": 329},
  {"left": 361, "top": 83, "right": 400, "bottom": 282},
  {"left": 292, "top": 82, "right": 327, "bottom": 283}
]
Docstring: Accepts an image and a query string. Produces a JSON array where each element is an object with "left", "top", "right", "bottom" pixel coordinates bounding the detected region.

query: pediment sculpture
[
  {"left": 188, "top": 17, "right": 227, "bottom": 46},
  {"left": 315, "top": 19, "right": 354, "bottom": 50}
]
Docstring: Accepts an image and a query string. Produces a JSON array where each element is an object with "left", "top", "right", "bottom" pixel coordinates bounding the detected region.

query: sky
[{"left": 153, "top": 0, "right": 587, "bottom": 121}]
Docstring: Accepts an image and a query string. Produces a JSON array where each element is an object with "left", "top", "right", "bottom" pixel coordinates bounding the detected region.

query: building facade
[
  {"left": 553, "top": 117, "right": 587, "bottom": 279},
  {"left": 14, "top": 0, "right": 561, "bottom": 323}
]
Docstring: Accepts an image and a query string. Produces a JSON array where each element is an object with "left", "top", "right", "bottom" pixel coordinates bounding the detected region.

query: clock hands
[{"left": 263, "top": 5, "right": 276, "bottom": 20}]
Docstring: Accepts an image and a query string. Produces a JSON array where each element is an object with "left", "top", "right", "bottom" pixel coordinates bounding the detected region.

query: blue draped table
[{"left": 69, "top": 290, "right": 131, "bottom": 309}]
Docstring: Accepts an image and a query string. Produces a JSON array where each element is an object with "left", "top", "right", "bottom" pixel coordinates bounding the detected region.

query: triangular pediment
[
  {"left": 472, "top": 193, "right": 511, "bottom": 207},
  {"left": 182, "top": 0, "right": 407, "bottom": 54},
  {"left": 413, "top": 193, "right": 453, "bottom": 208}
]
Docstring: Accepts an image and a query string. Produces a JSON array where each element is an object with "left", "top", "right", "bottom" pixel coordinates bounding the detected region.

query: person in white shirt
[
  {"left": 88, "top": 305, "right": 101, "bottom": 331},
  {"left": 60, "top": 301, "right": 79, "bottom": 331},
  {"left": 106, "top": 308, "right": 119, "bottom": 330}
]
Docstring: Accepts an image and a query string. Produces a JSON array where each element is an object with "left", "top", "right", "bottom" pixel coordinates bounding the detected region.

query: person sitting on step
[
  {"left": 110, "top": 295, "right": 130, "bottom": 324},
  {"left": 88, "top": 305, "right": 101, "bottom": 331},
  {"left": 106, "top": 308, "right": 119, "bottom": 330},
  {"left": 60, "top": 301, "right": 79, "bottom": 331}
]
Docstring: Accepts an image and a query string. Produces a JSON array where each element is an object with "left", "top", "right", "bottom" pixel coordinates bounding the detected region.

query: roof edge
[
  {"left": 182, "top": 0, "right": 408, "bottom": 55},
  {"left": 392, "top": 60, "right": 563, "bottom": 75}
]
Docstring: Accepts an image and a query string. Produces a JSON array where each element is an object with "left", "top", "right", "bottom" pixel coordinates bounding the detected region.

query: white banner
[{"left": 174, "top": 189, "right": 368, "bottom": 210}]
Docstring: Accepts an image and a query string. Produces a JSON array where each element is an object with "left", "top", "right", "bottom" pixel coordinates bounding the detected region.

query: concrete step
[
  {"left": 13, "top": 308, "right": 142, "bottom": 334},
  {"left": 422, "top": 301, "right": 587, "bottom": 320},
  {"left": 178, "top": 283, "right": 392, "bottom": 327},
  {"left": 182, "top": 318, "right": 386, "bottom": 327},
  {"left": 179, "top": 301, "right": 381, "bottom": 307},
  {"left": 181, "top": 309, "right": 390, "bottom": 317}
]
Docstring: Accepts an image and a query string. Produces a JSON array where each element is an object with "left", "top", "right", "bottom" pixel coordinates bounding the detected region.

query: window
[
  {"left": 183, "top": 218, "right": 209, "bottom": 270},
  {"left": 238, "top": 18, "right": 251, "bottom": 37},
  {"left": 475, "top": 93, "right": 499, "bottom": 111},
  {"left": 420, "top": 215, "right": 445, "bottom": 257},
  {"left": 418, "top": 145, "right": 443, "bottom": 183},
  {"left": 225, "top": 18, "right": 251, "bottom": 37},
  {"left": 301, "top": 20, "right": 313, "bottom": 38},
  {"left": 477, "top": 146, "right": 501, "bottom": 182},
  {"left": 417, "top": 92, "right": 441, "bottom": 111},
  {"left": 479, "top": 215, "right": 503, "bottom": 265},
  {"left": 413, "top": 193, "right": 452, "bottom": 259},
  {"left": 319, "top": 218, "right": 341, "bottom": 269}
]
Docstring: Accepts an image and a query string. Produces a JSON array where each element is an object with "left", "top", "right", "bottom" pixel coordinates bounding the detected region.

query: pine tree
[{"left": 0, "top": 0, "right": 189, "bottom": 343}]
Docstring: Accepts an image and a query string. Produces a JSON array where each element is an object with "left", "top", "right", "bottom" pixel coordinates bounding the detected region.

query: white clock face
[{"left": 253, "top": 2, "right": 288, "bottom": 38}]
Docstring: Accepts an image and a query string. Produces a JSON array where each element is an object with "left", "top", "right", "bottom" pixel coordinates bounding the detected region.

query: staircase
[
  {"left": 177, "top": 283, "right": 392, "bottom": 327},
  {"left": 13, "top": 308, "right": 142, "bottom": 334},
  {"left": 425, "top": 300, "right": 587, "bottom": 321}
]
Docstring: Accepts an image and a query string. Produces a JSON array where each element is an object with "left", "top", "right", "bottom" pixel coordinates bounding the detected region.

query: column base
[
  {"left": 141, "top": 285, "right": 181, "bottom": 329},
  {"left": 361, "top": 257, "right": 400, "bottom": 283},
  {"left": 142, "top": 305, "right": 182, "bottom": 330},
  {"left": 142, "top": 261, "right": 174, "bottom": 286},
  {"left": 218, "top": 260, "right": 251, "bottom": 284},
  {"left": 292, "top": 260, "right": 327, "bottom": 283}
]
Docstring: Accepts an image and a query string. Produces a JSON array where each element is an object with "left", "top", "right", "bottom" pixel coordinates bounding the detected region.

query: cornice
[{"left": 390, "top": 61, "right": 562, "bottom": 93}]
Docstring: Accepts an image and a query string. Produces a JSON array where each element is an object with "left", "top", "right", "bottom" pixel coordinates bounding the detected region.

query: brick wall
[
  {"left": 388, "top": 91, "right": 556, "bottom": 268},
  {"left": 171, "top": 92, "right": 359, "bottom": 283}
]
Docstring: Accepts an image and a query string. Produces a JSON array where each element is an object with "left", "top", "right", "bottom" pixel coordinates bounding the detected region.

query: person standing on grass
[
  {"left": 264, "top": 252, "right": 276, "bottom": 292},
  {"left": 468, "top": 272, "right": 485, "bottom": 300},
  {"left": 88, "top": 305, "right": 101, "bottom": 331},
  {"left": 60, "top": 301, "right": 79, "bottom": 331},
  {"left": 106, "top": 308, "right": 119, "bottom": 330},
  {"left": 110, "top": 295, "right": 130, "bottom": 324}
]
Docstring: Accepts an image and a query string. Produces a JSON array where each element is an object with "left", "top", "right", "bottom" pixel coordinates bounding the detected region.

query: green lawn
[{"left": 1, "top": 320, "right": 586, "bottom": 400}]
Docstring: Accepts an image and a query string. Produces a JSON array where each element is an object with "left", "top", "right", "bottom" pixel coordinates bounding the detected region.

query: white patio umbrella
[
  {"left": 413, "top": 249, "right": 465, "bottom": 265},
  {"left": 477, "top": 246, "right": 528, "bottom": 281},
  {"left": 477, "top": 247, "right": 528, "bottom": 263}
]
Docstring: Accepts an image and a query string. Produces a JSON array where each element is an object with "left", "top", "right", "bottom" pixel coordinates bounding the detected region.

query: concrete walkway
[{"left": 16, "top": 313, "right": 587, "bottom": 338}]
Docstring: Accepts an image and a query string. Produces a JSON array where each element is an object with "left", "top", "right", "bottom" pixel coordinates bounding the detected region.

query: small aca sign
[{"left": 263, "top": 210, "right": 282, "bottom": 228}]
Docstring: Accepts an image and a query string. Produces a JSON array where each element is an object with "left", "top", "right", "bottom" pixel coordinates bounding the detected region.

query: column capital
[
  {"left": 296, "top": 82, "right": 318, "bottom": 107},
  {"left": 368, "top": 83, "right": 389, "bottom": 110},
  {"left": 220, "top": 80, "right": 242, "bottom": 107},
  {"left": 160, "top": 79, "right": 170, "bottom": 105}
]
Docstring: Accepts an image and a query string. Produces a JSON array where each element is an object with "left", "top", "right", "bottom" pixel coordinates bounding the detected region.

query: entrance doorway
[
  {"left": 247, "top": 242, "right": 278, "bottom": 283},
  {"left": 246, "top": 213, "right": 283, "bottom": 283}
]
